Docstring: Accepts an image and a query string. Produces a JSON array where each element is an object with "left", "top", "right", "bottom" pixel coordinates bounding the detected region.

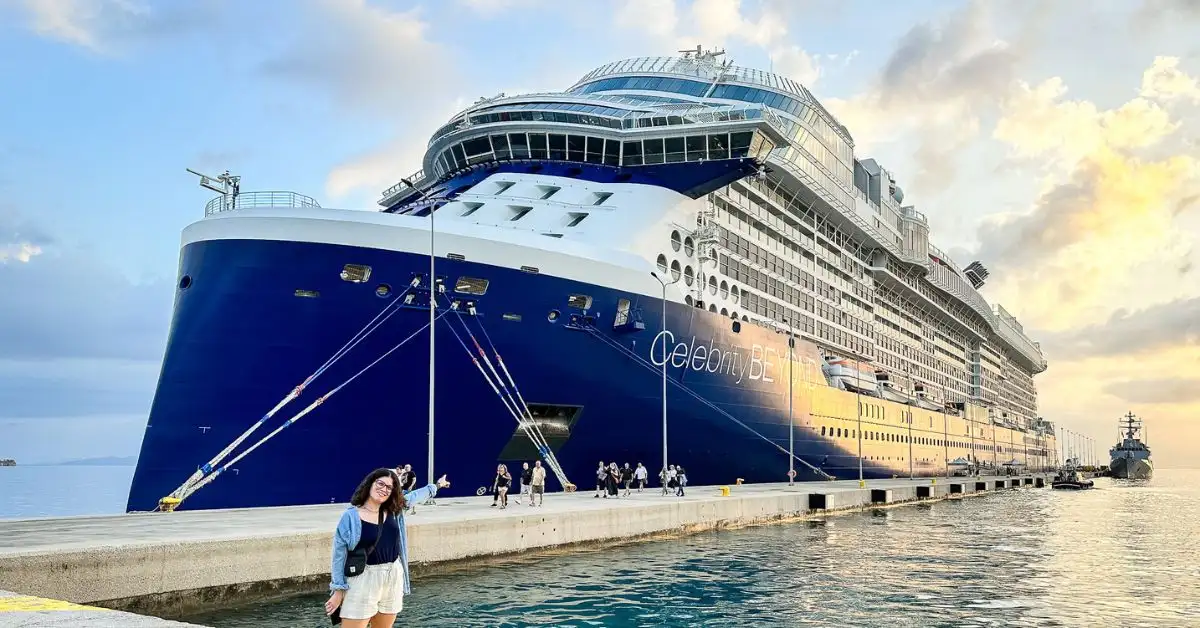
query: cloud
[
  {"left": 1140, "top": 55, "right": 1200, "bottom": 101},
  {"left": 9, "top": 0, "right": 224, "bottom": 54},
  {"left": 1102, "top": 377, "right": 1200, "bottom": 405},
  {"left": 259, "top": 0, "right": 457, "bottom": 117},
  {"left": 457, "top": 0, "right": 543, "bottom": 16},
  {"left": 1038, "top": 297, "right": 1200, "bottom": 360},
  {"left": 0, "top": 210, "right": 171, "bottom": 362},
  {"left": 824, "top": 1, "right": 1026, "bottom": 193}
]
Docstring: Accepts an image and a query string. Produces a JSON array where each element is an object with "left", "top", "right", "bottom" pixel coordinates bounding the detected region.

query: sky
[{"left": 0, "top": 0, "right": 1197, "bottom": 468}]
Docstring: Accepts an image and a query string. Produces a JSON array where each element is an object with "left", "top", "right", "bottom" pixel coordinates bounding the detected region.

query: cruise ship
[{"left": 127, "top": 49, "right": 1056, "bottom": 512}]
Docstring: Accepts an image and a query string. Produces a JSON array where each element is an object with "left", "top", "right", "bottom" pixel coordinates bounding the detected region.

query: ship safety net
[
  {"left": 580, "top": 323, "right": 835, "bottom": 481},
  {"left": 438, "top": 293, "right": 576, "bottom": 492},
  {"left": 158, "top": 277, "right": 442, "bottom": 511}
]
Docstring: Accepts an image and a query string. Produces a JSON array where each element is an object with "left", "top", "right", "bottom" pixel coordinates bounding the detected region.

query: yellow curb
[{"left": 0, "top": 595, "right": 109, "bottom": 613}]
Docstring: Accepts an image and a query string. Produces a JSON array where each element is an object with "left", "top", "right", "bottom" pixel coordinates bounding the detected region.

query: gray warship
[{"left": 1109, "top": 412, "right": 1153, "bottom": 480}]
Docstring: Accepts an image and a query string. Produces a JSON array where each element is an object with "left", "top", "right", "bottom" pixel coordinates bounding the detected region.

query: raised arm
[{"left": 405, "top": 474, "right": 451, "bottom": 503}]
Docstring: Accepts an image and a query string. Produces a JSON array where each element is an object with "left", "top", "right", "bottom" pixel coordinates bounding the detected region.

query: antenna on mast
[{"left": 187, "top": 168, "right": 241, "bottom": 210}]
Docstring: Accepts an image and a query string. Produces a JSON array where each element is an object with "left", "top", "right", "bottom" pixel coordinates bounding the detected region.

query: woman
[
  {"left": 326, "top": 468, "right": 450, "bottom": 627},
  {"left": 492, "top": 464, "right": 512, "bottom": 509}
]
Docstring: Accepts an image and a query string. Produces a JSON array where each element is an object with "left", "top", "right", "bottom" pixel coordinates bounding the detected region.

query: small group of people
[
  {"left": 661, "top": 464, "right": 688, "bottom": 496},
  {"left": 595, "top": 461, "right": 649, "bottom": 497},
  {"left": 326, "top": 467, "right": 450, "bottom": 627},
  {"left": 490, "top": 460, "right": 547, "bottom": 508}
]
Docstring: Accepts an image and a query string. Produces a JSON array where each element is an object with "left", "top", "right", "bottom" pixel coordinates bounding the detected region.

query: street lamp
[
  {"left": 651, "top": 270, "right": 681, "bottom": 495},
  {"left": 783, "top": 318, "right": 794, "bottom": 486}
]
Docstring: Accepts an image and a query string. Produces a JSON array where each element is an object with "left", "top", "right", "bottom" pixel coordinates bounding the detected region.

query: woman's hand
[
  {"left": 325, "top": 589, "right": 345, "bottom": 615},
  {"left": 437, "top": 474, "right": 450, "bottom": 488}
]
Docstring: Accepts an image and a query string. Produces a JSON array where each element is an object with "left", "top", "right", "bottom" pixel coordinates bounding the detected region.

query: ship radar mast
[
  {"left": 187, "top": 167, "right": 241, "bottom": 208},
  {"left": 1121, "top": 411, "right": 1143, "bottom": 440}
]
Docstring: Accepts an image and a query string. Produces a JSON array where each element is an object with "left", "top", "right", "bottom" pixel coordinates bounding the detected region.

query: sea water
[{"left": 190, "top": 471, "right": 1199, "bottom": 627}]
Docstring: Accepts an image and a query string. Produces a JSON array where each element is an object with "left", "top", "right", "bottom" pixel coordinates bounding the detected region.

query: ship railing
[
  {"left": 204, "top": 191, "right": 322, "bottom": 216},
  {"left": 379, "top": 169, "right": 427, "bottom": 205}
]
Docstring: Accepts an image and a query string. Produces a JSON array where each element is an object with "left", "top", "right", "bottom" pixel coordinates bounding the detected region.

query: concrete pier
[
  {"left": 0, "top": 590, "right": 205, "bottom": 627},
  {"left": 0, "top": 474, "right": 1050, "bottom": 619}
]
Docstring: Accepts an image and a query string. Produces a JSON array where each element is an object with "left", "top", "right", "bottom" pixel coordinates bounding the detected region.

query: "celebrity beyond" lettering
[{"left": 649, "top": 330, "right": 778, "bottom": 385}]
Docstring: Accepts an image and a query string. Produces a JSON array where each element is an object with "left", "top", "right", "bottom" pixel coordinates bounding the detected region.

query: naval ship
[
  {"left": 1109, "top": 412, "right": 1153, "bottom": 480},
  {"left": 127, "top": 49, "right": 1056, "bottom": 512}
]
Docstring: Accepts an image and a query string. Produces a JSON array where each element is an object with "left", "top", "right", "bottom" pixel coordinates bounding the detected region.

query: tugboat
[
  {"left": 1052, "top": 459, "right": 1094, "bottom": 490},
  {"left": 1109, "top": 412, "right": 1153, "bottom": 480}
]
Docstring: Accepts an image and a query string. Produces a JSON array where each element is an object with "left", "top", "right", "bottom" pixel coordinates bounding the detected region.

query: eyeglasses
[{"left": 373, "top": 479, "right": 394, "bottom": 493}]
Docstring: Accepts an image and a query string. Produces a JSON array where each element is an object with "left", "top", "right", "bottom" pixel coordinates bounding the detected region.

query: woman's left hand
[{"left": 436, "top": 474, "right": 450, "bottom": 488}]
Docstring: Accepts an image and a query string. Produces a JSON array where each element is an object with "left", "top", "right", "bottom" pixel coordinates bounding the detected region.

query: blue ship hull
[{"left": 127, "top": 238, "right": 893, "bottom": 512}]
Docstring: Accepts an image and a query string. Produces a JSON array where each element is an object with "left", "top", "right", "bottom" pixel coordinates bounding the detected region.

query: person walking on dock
[
  {"left": 675, "top": 466, "right": 688, "bottom": 497},
  {"left": 634, "top": 462, "right": 647, "bottom": 492},
  {"left": 529, "top": 460, "right": 546, "bottom": 507},
  {"left": 595, "top": 461, "right": 607, "bottom": 498},
  {"left": 621, "top": 463, "right": 634, "bottom": 496},
  {"left": 518, "top": 462, "right": 532, "bottom": 505},
  {"left": 493, "top": 464, "right": 513, "bottom": 509},
  {"left": 326, "top": 468, "right": 450, "bottom": 628}
]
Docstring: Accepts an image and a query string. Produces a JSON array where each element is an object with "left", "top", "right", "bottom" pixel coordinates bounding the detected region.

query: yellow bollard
[
  {"left": 858, "top": 480, "right": 865, "bottom": 488},
  {"left": 931, "top": 478, "right": 937, "bottom": 485},
  {"left": 719, "top": 486, "right": 730, "bottom": 497}
]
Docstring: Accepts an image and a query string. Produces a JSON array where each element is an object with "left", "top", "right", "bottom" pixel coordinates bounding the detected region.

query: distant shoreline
[{"left": 2, "top": 456, "right": 137, "bottom": 467}]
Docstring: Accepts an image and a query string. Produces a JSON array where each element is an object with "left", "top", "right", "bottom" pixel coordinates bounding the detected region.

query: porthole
[
  {"left": 683, "top": 236, "right": 695, "bottom": 257},
  {"left": 683, "top": 265, "right": 694, "bottom": 286},
  {"left": 656, "top": 254, "right": 668, "bottom": 274},
  {"left": 375, "top": 284, "right": 392, "bottom": 298},
  {"left": 670, "top": 260, "right": 681, "bottom": 281},
  {"left": 732, "top": 320, "right": 741, "bottom": 333},
  {"left": 719, "top": 280, "right": 729, "bottom": 299},
  {"left": 670, "top": 230, "right": 682, "bottom": 252},
  {"left": 708, "top": 304, "right": 717, "bottom": 312},
  {"left": 730, "top": 285, "right": 739, "bottom": 305},
  {"left": 685, "top": 294, "right": 693, "bottom": 306},
  {"left": 547, "top": 309, "right": 560, "bottom": 322},
  {"left": 178, "top": 275, "right": 192, "bottom": 290},
  {"left": 708, "top": 275, "right": 718, "bottom": 295}
]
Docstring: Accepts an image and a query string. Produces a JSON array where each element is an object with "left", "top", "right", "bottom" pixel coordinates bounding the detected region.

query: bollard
[{"left": 719, "top": 486, "right": 730, "bottom": 497}]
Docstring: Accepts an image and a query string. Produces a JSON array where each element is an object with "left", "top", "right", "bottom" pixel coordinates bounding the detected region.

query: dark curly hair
[{"left": 350, "top": 468, "right": 406, "bottom": 514}]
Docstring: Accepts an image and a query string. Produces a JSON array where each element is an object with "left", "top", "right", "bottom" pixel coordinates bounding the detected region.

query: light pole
[
  {"left": 651, "top": 271, "right": 680, "bottom": 495},
  {"left": 427, "top": 184, "right": 436, "bottom": 493},
  {"left": 941, "top": 383, "right": 950, "bottom": 479},
  {"left": 784, "top": 318, "right": 795, "bottom": 485}
]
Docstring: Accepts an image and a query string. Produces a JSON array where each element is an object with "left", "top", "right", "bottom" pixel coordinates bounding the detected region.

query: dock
[{"left": 0, "top": 474, "right": 1050, "bottom": 621}]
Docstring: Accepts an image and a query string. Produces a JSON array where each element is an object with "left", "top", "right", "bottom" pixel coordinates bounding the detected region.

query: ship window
[
  {"left": 536, "top": 185, "right": 560, "bottom": 200},
  {"left": 732, "top": 320, "right": 741, "bottom": 333},
  {"left": 491, "top": 134, "right": 510, "bottom": 160},
  {"left": 178, "top": 275, "right": 192, "bottom": 290},
  {"left": 708, "top": 133, "right": 729, "bottom": 159},
  {"left": 686, "top": 135, "right": 707, "bottom": 161},
  {"left": 565, "top": 212, "right": 588, "bottom": 227},
  {"left": 664, "top": 137, "right": 685, "bottom": 163},
  {"left": 671, "top": 230, "right": 682, "bottom": 251},
  {"left": 603, "top": 139, "right": 620, "bottom": 166},
  {"left": 567, "top": 135, "right": 585, "bottom": 161},
  {"left": 507, "top": 205, "right": 533, "bottom": 221},
  {"left": 685, "top": 294, "right": 693, "bottom": 306},
  {"left": 341, "top": 264, "right": 372, "bottom": 283},
  {"left": 656, "top": 254, "right": 668, "bottom": 274},
  {"left": 643, "top": 138, "right": 665, "bottom": 164},
  {"left": 493, "top": 181, "right": 516, "bottom": 195},
  {"left": 683, "top": 236, "right": 694, "bottom": 257},
  {"left": 503, "top": 313, "right": 522, "bottom": 322},
  {"left": 462, "top": 136, "right": 492, "bottom": 159},
  {"left": 529, "top": 133, "right": 548, "bottom": 159},
  {"left": 567, "top": 294, "right": 592, "bottom": 309},
  {"left": 622, "top": 141, "right": 642, "bottom": 166},
  {"left": 730, "top": 132, "right": 752, "bottom": 158},
  {"left": 460, "top": 202, "right": 483, "bottom": 217},
  {"left": 720, "top": 280, "right": 729, "bottom": 299},
  {"left": 683, "top": 265, "right": 694, "bottom": 286},
  {"left": 295, "top": 289, "right": 319, "bottom": 298},
  {"left": 615, "top": 298, "right": 631, "bottom": 327},
  {"left": 670, "top": 260, "right": 681, "bottom": 281},
  {"left": 375, "top": 284, "right": 391, "bottom": 298},
  {"left": 548, "top": 134, "right": 567, "bottom": 160},
  {"left": 591, "top": 192, "right": 613, "bottom": 206},
  {"left": 709, "top": 275, "right": 718, "bottom": 295},
  {"left": 455, "top": 277, "right": 489, "bottom": 295},
  {"left": 509, "top": 133, "right": 530, "bottom": 158},
  {"left": 584, "top": 137, "right": 603, "bottom": 164},
  {"left": 547, "top": 309, "right": 560, "bottom": 322},
  {"left": 708, "top": 304, "right": 717, "bottom": 312}
]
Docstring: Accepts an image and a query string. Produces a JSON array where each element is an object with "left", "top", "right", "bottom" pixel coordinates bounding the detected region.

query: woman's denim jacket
[{"left": 329, "top": 483, "right": 437, "bottom": 594}]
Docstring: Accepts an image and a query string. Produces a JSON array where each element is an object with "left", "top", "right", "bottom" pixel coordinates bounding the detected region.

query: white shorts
[{"left": 341, "top": 561, "right": 404, "bottom": 619}]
